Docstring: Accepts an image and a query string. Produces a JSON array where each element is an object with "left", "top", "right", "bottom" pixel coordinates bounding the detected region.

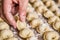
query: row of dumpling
[
  {"left": 26, "top": 3, "right": 60, "bottom": 40},
  {"left": 29, "top": 0, "right": 60, "bottom": 32},
  {"left": 42, "top": 0, "right": 60, "bottom": 31},
  {"left": 29, "top": 0, "right": 60, "bottom": 17},
  {"left": 41, "top": 0, "right": 60, "bottom": 17},
  {"left": 0, "top": 18, "right": 18, "bottom": 40}
]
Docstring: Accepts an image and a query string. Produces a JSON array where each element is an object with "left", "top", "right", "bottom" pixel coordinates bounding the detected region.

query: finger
[
  {"left": 0, "top": 7, "right": 5, "bottom": 21},
  {"left": 0, "top": 12, "right": 9, "bottom": 23},
  {"left": 0, "top": 3, "right": 7, "bottom": 22},
  {"left": 19, "top": 0, "right": 29, "bottom": 22},
  {"left": 0, "top": 7, "right": 10, "bottom": 24},
  {"left": 3, "top": 0, "right": 16, "bottom": 28}
]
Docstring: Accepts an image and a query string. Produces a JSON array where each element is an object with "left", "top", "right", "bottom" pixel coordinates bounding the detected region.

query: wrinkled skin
[{"left": 0, "top": 0, "right": 28, "bottom": 28}]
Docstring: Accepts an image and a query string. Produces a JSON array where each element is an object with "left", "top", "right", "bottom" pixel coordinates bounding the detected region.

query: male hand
[{"left": 0, "top": 0, "right": 28, "bottom": 28}]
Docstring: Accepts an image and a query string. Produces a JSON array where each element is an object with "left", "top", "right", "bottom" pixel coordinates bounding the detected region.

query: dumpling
[
  {"left": 27, "top": 3, "right": 34, "bottom": 13},
  {"left": 45, "top": 1, "right": 56, "bottom": 7},
  {"left": 43, "top": 7, "right": 48, "bottom": 13},
  {"left": 0, "top": 29, "right": 13, "bottom": 39},
  {"left": 36, "top": 6, "right": 44, "bottom": 13},
  {"left": 43, "top": 10, "right": 54, "bottom": 18},
  {"left": 50, "top": 1, "right": 56, "bottom": 6},
  {"left": 45, "top": 1, "right": 51, "bottom": 7},
  {"left": 30, "top": 19, "right": 42, "bottom": 28},
  {"left": 48, "top": 16, "right": 59, "bottom": 24},
  {"left": 36, "top": 24, "right": 53, "bottom": 35},
  {"left": 43, "top": 31, "right": 59, "bottom": 40},
  {"left": 33, "top": 1, "right": 40, "bottom": 8},
  {"left": 27, "top": 12, "right": 38, "bottom": 22},
  {"left": 33, "top": 1, "right": 44, "bottom": 8},
  {"left": 53, "top": 20, "right": 60, "bottom": 31},
  {"left": 49, "top": 5, "right": 58, "bottom": 12},
  {"left": 0, "top": 22, "right": 9, "bottom": 30},
  {"left": 55, "top": 10, "right": 60, "bottom": 17},
  {"left": 28, "top": 3, "right": 32, "bottom": 7},
  {"left": 19, "top": 28, "right": 34, "bottom": 38},
  {"left": 17, "top": 20, "right": 26, "bottom": 31}
]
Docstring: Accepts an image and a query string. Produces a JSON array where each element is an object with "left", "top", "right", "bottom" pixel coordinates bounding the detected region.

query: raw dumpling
[
  {"left": 50, "top": 1, "right": 56, "bottom": 6},
  {"left": 17, "top": 20, "right": 26, "bottom": 31},
  {"left": 53, "top": 20, "right": 60, "bottom": 31},
  {"left": 0, "top": 22, "right": 9, "bottom": 30},
  {"left": 44, "top": 1, "right": 55, "bottom": 7},
  {"left": 55, "top": 10, "right": 60, "bottom": 17},
  {"left": 36, "top": 6, "right": 44, "bottom": 13},
  {"left": 45, "top": 1, "right": 51, "bottom": 7},
  {"left": 43, "top": 10, "right": 54, "bottom": 18},
  {"left": 27, "top": 3, "right": 34, "bottom": 13},
  {"left": 48, "top": 16, "right": 59, "bottom": 24},
  {"left": 19, "top": 28, "right": 34, "bottom": 38},
  {"left": 43, "top": 31, "right": 59, "bottom": 40},
  {"left": 43, "top": 7, "right": 48, "bottom": 13},
  {"left": 27, "top": 12, "right": 38, "bottom": 22},
  {"left": 33, "top": 1, "right": 44, "bottom": 8},
  {"left": 49, "top": 5, "right": 58, "bottom": 12},
  {"left": 30, "top": 19, "right": 42, "bottom": 28},
  {"left": 36, "top": 24, "right": 53, "bottom": 35},
  {"left": 0, "top": 29, "right": 13, "bottom": 39}
]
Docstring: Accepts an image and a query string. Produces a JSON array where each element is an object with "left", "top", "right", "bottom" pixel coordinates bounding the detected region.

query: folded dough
[
  {"left": 36, "top": 24, "right": 53, "bottom": 35},
  {"left": 33, "top": 1, "right": 44, "bottom": 8},
  {"left": 48, "top": 16, "right": 59, "bottom": 24},
  {"left": 43, "top": 10, "right": 54, "bottom": 18},
  {"left": 19, "top": 28, "right": 34, "bottom": 38},
  {"left": 27, "top": 3, "right": 34, "bottom": 13},
  {"left": 53, "top": 19, "right": 60, "bottom": 31},
  {"left": 0, "top": 29, "right": 13, "bottom": 39},
  {"left": 0, "top": 22, "right": 9, "bottom": 30},
  {"left": 43, "top": 31, "right": 59, "bottom": 40},
  {"left": 30, "top": 19, "right": 42, "bottom": 28},
  {"left": 36, "top": 6, "right": 44, "bottom": 13},
  {"left": 27, "top": 12, "right": 38, "bottom": 22},
  {"left": 17, "top": 20, "right": 26, "bottom": 31}
]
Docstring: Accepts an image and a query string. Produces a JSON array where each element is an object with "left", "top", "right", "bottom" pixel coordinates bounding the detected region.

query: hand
[{"left": 1, "top": 0, "right": 28, "bottom": 28}]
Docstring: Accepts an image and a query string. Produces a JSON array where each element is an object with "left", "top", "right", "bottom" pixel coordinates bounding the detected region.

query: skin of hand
[{"left": 1, "top": 0, "right": 28, "bottom": 28}]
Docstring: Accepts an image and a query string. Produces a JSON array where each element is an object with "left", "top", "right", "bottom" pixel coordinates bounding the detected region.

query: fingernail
[{"left": 10, "top": 21, "right": 17, "bottom": 29}]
